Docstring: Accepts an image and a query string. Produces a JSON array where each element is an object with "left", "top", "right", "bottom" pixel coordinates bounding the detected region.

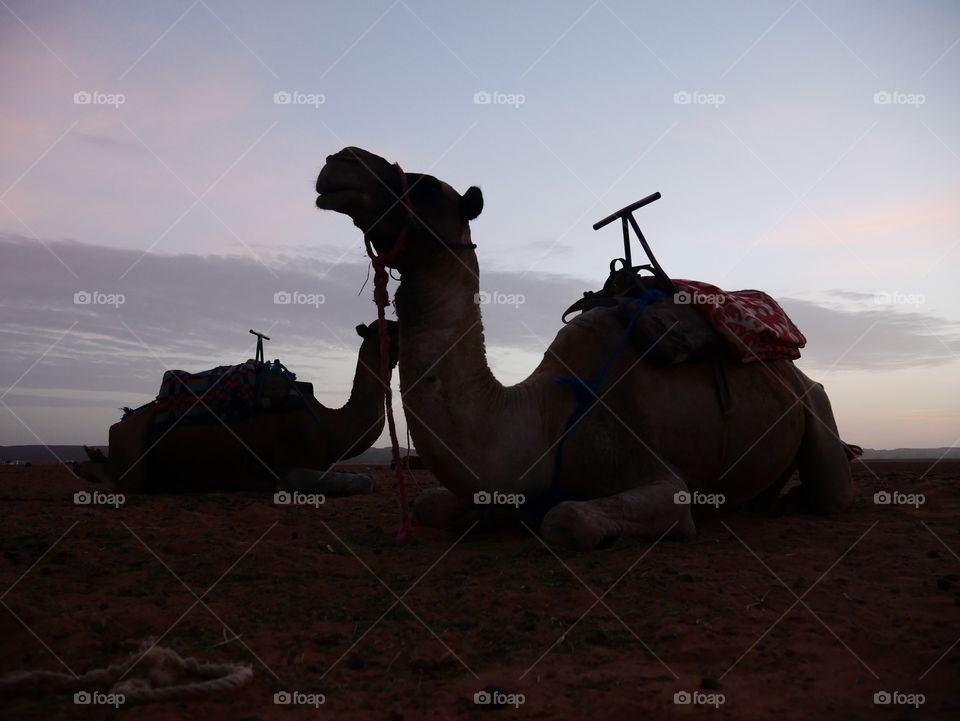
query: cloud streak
[{"left": 2, "top": 235, "right": 958, "bottom": 445}]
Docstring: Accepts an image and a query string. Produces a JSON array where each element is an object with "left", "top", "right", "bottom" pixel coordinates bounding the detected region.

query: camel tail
[
  {"left": 83, "top": 445, "right": 107, "bottom": 463},
  {"left": 841, "top": 442, "right": 863, "bottom": 461},
  {"left": 77, "top": 446, "right": 111, "bottom": 485}
]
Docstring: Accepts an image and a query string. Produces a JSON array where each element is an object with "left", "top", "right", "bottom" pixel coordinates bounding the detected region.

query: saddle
[
  {"left": 563, "top": 268, "right": 726, "bottom": 366},
  {"left": 153, "top": 359, "right": 314, "bottom": 428},
  {"left": 258, "top": 368, "right": 314, "bottom": 410}
]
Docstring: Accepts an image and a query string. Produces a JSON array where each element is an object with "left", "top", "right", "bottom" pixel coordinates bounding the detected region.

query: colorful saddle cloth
[
  {"left": 672, "top": 279, "right": 806, "bottom": 362},
  {"left": 154, "top": 360, "right": 259, "bottom": 427}
]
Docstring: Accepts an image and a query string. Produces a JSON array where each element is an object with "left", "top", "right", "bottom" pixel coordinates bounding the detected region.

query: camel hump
[{"left": 619, "top": 296, "right": 725, "bottom": 365}]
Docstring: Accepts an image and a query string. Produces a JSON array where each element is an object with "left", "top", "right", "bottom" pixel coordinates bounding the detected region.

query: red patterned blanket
[{"left": 672, "top": 279, "right": 806, "bottom": 362}]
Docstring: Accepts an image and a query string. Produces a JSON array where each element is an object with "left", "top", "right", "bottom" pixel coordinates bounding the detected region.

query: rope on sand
[{"left": 0, "top": 640, "right": 253, "bottom": 705}]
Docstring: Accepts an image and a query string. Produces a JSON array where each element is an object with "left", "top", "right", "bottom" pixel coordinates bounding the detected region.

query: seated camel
[
  {"left": 315, "top": 147, "right": 859, "bottom": 549},
  {"left": 78, "top": 321, "right": 398, "bottom": 495}
]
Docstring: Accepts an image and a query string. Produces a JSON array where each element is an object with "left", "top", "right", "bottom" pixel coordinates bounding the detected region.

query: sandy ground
[{"left": 0, "top": 459, "right": 957, "bottom": 720}]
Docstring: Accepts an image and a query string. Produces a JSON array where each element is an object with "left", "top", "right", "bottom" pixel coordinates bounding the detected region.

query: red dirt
[{"left": 1, "top": 460, "right": 957, "bottom": 720}]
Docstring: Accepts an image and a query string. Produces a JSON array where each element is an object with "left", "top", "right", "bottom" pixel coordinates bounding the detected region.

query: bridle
[{"left": 363, "top": 163, "right": 413, "bottom": 543}]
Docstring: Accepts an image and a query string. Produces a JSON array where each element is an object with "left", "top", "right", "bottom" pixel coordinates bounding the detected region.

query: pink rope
[{"left": 364, "top": 163, "right": 413, "bottom": 542}]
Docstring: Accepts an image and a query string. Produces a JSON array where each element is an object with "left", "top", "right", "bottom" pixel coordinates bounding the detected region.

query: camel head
[
  {"left": 355, "top": 319, "right": 400, "bottom": 368},
  {"left": 316, "top": 147, "right": 483, "bottom": 270}
]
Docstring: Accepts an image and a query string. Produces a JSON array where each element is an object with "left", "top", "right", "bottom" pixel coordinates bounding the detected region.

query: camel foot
[
  {"left": 279, "top": 469, "right": 375, "bottom": 496},
  {"left": 540, "top": 481, "right": 698, "bottom": 550},
  {"left": 413, "top": 488, "right": 478, "bottom": 531},
  {"left": 541, "top": 501, "right": 610, "bottom": 550}
]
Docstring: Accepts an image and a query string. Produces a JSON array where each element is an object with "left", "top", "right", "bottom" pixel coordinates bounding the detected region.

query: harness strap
[
  {"left": 561, "top": 292, "right": 619, "bottom": 323},
  {"left": 527, "top": 289, "right": 664, "bottom": 519},
  {"left": 711, "top": 360, "right": 733, "bottom": 466}
]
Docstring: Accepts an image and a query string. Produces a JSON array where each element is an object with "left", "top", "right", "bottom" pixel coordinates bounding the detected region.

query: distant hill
[
  {"left": 860, "top": 447, "right": 960, "bottom": 460},
  {"left": 3, "top": 445, "right": 958, "bottom": 464},
  {"left": 0, "top": 445, "right": 103, "bottom": 463},
  {"left": 0, "top": 444, "right": 397, "bottom": 465},
  {"left": 349, "top": 446, "right": 397, "bottom": 464}
]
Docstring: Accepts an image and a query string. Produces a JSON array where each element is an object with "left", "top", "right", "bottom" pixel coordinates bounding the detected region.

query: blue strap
[{"left": 526, "top": 289, "right": 664, "bottom": 519}]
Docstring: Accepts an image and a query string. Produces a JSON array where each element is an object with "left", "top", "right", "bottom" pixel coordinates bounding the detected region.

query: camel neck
[
  {"left": 395, "top": 250, "right": 501, "bottom": 400},
  {"left": 343, "top": 343, "right": 387, "bottom": 414},
  {"left": 313, "top": 342, "right": 386, "bottom": 463},
  {"left": 393, "top": 247, "right": 550, "bottom": 499}
]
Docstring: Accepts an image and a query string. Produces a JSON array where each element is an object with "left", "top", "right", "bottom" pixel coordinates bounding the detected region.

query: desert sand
[{"left": 1, "top": 460, "right": 957, "bottom": 719}]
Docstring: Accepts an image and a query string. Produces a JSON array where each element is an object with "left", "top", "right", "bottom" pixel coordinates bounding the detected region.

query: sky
[{"left": 0, "top": 0, "right": 958, "bottom": 450}]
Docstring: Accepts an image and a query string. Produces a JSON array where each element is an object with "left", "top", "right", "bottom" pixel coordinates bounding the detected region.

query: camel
[
  {"left": 78, "top": 321, "right": 398, "bottom": 495},
  {"left": 315, "top": 147, "right": 857, "bottom": 549}
]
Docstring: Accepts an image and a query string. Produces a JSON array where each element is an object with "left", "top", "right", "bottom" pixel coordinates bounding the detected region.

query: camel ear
[
  {"left": 460, "top": 186, "right": 483, "bottom": 221},
  {"left": 356, "top": 324, "right": 367, "bottom": 339}
]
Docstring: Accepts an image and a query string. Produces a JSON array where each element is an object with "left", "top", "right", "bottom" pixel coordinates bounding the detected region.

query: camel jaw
[
  {"left": 315, "top": 146, "right": 394, "bottom": 218},
  {"left": 314, "top": 171, "right": 375, "bottom": 219},
  {"left": 315, "top": 164, "right": 370, "bottom": 212},
  {"left": 314, "top": 187, "right": 371, "bottom": 214}
]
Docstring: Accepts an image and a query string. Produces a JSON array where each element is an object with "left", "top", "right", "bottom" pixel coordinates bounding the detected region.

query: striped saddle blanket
[{"left": 154, "top": 360, "right": 259, "bottom": 427}]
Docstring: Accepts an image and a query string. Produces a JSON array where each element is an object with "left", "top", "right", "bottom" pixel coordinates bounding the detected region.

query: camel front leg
[{"left": 540, "top": 477, "right": 697, "bottom": 550}]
